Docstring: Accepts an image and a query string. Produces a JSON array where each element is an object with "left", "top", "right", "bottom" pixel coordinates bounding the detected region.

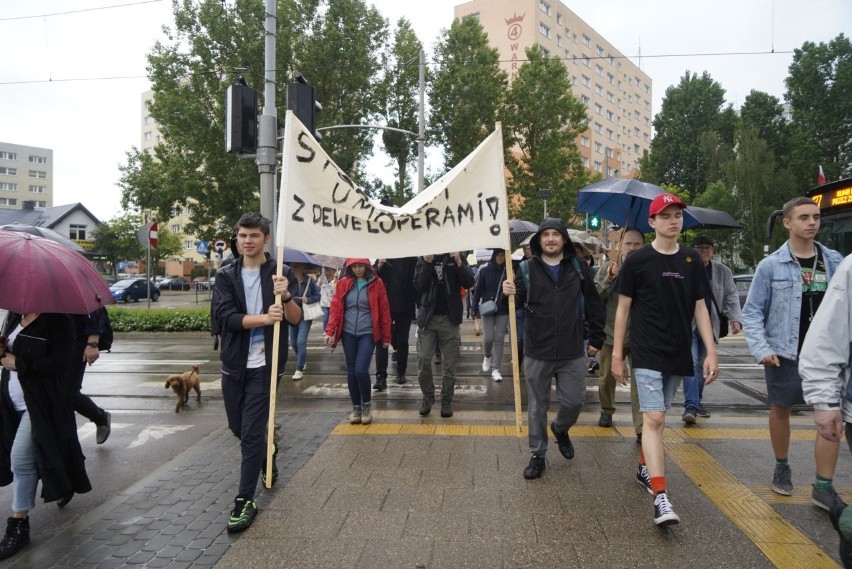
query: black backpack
[{"left": 97, "top": 308, "right": 114, "bottom": 352}]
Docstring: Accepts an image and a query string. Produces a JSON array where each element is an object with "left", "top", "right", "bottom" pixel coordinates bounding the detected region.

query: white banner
[{"left": 276, "top": 110, "right": 511, "bottom": 258}]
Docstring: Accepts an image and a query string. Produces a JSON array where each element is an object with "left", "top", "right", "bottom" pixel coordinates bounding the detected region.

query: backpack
[
  {"left": 519, "top": 257, "right": 587, "bottom": 321},
  {"left": 98, "top": 308, "right": 114, "bottom": 352}
]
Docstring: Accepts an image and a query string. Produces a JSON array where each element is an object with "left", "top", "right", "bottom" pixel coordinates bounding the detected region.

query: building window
[
  {"left": 184, "top": 240, "right": 194, "bottom": 250},
  {"left": 539, "top": 22, "right": 551, "bottom": 38},
  {"left": 0, "top": 198, "right": 16, "bottom": 206},
  {"left": 595, "top": 84, "right": 603, "bottom": 95},
  {"left": 35, "top": 201, "right": 46, "bottom": 208},
  {"left": 556, "top": 12, "right": 563, "bottom": 25},
  {"left": 594, "top": 161, "right": 602, "bottom": 172},
  {"left": 69, "top": 224, "right": 87, "bottom": 240},
  {"left": 582, "top": 34, "right": 591, "bottom": 47},
  {"left": 581, "top": 55, "right": 590, "bottom": 67},
  {"left": 607, "top": 167, "right": 617, "bottom": 177},
  {"left": 606, "top": 110, "right": 614, "bottom": 121},
  {"left": 596, "top": 45, "right": 604, "bottom": 57},
  {"left": 607, "top": 73, "right": 615, "bottom": 85},
  {"left": 594, "top": 122, "right": 603, "bottom": 134},
  {"left": 29, "top": 170, "right": 47, "bottom": 179},
  {"left": 541, "top": 46, "right": 550, "bottom": 57},
  {"left": 605, "top": 147, "right": 613, "bottom": 158},
  {"left": 608, "top": 56, "right": 614, "bottom": 65},
  {"left": 582, "top": 156, "right": 590, "bottom": 168},
  {"left": 556, "top": 35, "right": 562, "bottom": 47},
  {"left": 580, "top": 95, "right": 590, "bottom": 105},
  {"left": 0, "top": 167, "right": 17, "bottom": 176},
  {"left": 596, "top": 65, "right": 604, "bottom": 76},
  {"left": 0, "top": 182, "right": 17, "bottom": 191},
  {"left": 183, "top": 206, "right": 192, "bottom": 215},
  {"left": 28, "top": 155, "right": 46, "bottom": 164},
  {"left": 594, "top": 142, "right": 602, "bottom": 153},
  {"left": 144, "top": 131, "right": 152, "bottom": 141},
  {"left": 0, "top": 152, "right": 17, "bottom": 160},
  {"left": 539, "top": 0, "right": 551, "bottom": 15},
  {"left": 634, "top": 144, "right": 641, "bottom": 154},
  {"left": 28, "top": 185, "right": 46, "bottom": 193},
  {"left": 580, "top": 136, "right": 590, "bottom": 148},
  {"left": 606, "top": 129, "right": 614, "bottom": 140},
  {"left": 171, "top": 224, "right": 180, "bottom": 233},
  {"left": 145, "top": 99, "right": 152, "bottom": 110},
  {"left": 581, "top": 75, "right": 590, "bottom": 87},
  {"left": 594, "top": 103, "right": 602, "bottom": 115},
  {"left": 607, "top": 91, "right": 614, "bottom": 102}
]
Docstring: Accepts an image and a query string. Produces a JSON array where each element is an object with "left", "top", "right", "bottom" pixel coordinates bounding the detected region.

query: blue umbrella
[
  {"left": 281, "top": 249, "right": 320, "bottom": 267},
  {"left": 577, "top": 179, "right": 667, "bottom": 232}
]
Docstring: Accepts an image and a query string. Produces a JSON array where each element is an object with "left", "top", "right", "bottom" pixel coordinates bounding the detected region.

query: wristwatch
[
  {"left": 86, "top": 342, "right": 99, "bottom": 348},
  {"left": 282, "top": 295, "right": 293, "bottom": 303}
]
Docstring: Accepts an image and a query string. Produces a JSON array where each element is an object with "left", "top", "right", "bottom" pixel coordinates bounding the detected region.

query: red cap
[
  {"left": 345, "top": 258, "right": 371, "bottom": 268},
  {"left": 649, "top": 193, "right": 686, "bottom": 216}
]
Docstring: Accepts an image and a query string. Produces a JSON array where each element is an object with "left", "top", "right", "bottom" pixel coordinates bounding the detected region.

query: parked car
[
  {"left": 158, "top": 277, "right": 191, "bottom": 291},
  {"left": 733, "top": 274, "right": 753, "bottom": 308},
  {"left": 110, "top": 278, "right": 160, "bottom": 303},
  {"left": 192, "top": 277, "right": 210, "bottom": 290}
]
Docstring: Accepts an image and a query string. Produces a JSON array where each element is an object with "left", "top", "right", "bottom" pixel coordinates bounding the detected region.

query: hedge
[{"left": 107, "top": 307, "right": 211, "bottom": 332}]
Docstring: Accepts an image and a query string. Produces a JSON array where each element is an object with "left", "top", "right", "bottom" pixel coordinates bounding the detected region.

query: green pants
[
  {"left": 597, "top": 342, "right": 642, "bottom": 435},
  {"left": 417, "top": 314, "right": 461, "bottom": 401}
]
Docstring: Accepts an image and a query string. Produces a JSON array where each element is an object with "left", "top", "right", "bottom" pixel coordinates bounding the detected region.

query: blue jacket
[
  {"left": 742, "top": 240, "right": 842, "bottom": 363},
  {"left": 471, "top": 251, "right": 508, "bottom": 316}
]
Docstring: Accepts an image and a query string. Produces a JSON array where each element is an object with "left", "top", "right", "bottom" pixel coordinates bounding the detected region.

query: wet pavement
[{"left": 1, "top": 308, "right": 848, "bottom": 568}]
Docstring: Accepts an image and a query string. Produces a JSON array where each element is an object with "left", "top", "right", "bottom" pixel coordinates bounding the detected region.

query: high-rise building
[
  {"left": 454, "top": 0, "right": 653, "bottom": 177},
  {"left": 0, "top": 142, "right": 54, "bottom": 210}
]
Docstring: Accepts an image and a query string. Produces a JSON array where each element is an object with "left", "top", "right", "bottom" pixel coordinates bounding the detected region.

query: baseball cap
[
  {"left": 691, "top": 236, "right": 716, "bottom": 247},
  {"left": 648, "top": 193, "right": 687, "bottom": 216}
]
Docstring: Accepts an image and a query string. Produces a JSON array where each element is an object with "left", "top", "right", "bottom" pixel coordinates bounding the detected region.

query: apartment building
[
  {"left": 141, "top": 90, "right": 207, "bottom": 264},
  {"left": 0, "top": 142, "right": 53, "bottom": 210},
  {"left": 454, "top": 0, "right": 653, "bottom": 177}
]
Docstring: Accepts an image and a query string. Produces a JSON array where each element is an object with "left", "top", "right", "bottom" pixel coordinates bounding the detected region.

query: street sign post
[{"left": 196, "top": 241, "right": 209, "bottom": 256}]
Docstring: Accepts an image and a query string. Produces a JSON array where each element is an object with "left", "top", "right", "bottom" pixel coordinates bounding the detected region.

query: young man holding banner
[
  {"left": 212, "top": 213, "right": 301, "bottom": 533},
  {"left": 414, "top": 252, "right": 475, "bottom": 418}
]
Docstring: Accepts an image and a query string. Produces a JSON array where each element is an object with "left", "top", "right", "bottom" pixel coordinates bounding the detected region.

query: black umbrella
[
  {"left": 684, "top": 207, "right": 742, "bottom": 229},
  {"left": 0, "top": 223, "right": 86, "bottom": 253},
  {"left": 509, "top": 219, "right": 539, "bottom": 248}
]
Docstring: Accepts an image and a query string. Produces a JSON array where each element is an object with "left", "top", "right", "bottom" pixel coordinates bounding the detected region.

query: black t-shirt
[
  {"left": 616, "top": 245, "right": 708, "bottom": 376},
  {"left": 797, "top": 250, "right": 827, "bottom": 352}
]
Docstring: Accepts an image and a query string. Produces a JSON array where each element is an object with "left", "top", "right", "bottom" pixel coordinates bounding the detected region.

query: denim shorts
[
  {"left": 764, "top": 357, "right": 805, "bottom": 407},
  {"left": 634, "top": 368, "right": 683, "bottom": 412}
]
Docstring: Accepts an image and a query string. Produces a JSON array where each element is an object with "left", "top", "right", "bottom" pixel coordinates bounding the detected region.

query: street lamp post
[{"left": 539, "top": 188, "right": 551, "bottom": 221}]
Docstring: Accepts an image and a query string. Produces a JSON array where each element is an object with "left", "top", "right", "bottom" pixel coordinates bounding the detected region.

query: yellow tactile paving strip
[{"left": 331, "top": 420, "right": 841, "bottom": 568}]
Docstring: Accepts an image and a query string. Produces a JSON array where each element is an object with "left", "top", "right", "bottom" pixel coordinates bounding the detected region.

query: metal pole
[
  {"left": 543, "top": 200, "right": 548, "bottom": 220},
  {"left": 258, "top": 0, "right": 277, "bottom": 248},
  {"left": 417, "top": 49, "right": 425, "bottom": 193}
]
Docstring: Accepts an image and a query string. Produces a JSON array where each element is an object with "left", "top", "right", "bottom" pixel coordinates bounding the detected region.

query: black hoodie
[{"left": 514, "top": 218, "right": 606, "bottom": 359}]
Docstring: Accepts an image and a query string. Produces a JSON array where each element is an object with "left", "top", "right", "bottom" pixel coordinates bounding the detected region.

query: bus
[{"left": 808, "top": 176, "right": 852, "bottom": 256}]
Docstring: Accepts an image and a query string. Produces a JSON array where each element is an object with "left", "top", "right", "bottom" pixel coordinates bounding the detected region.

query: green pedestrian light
[{"left": 587, "top": 215, "right": 601, "bottom": 231}]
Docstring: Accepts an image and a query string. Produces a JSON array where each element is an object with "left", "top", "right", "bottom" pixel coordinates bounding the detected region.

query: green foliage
[
  {"left": 502, "top": 45, "right": 591, "bottom": 222},
  {"left": 108, "top": 306, "right": 211, "bottom": 332},
  {"left": 150, "top": 225, "right": 184, "bottom": 267},
  {"left": 93, "top": 213, "right": 146, "bottom": 278},
  {"left": 785, "top": 33, "right": 852, "bottom": 186},
  {"left": 429, "top": 15, "right": 508, "bottom": 170}
]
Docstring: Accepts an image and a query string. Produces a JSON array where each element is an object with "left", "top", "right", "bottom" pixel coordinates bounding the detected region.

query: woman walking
[
  {"left": 0, "top": 312, "right": 92, "bottom": 560},
  {"left": 288, "top": 263, "right": 321, "bottom": 380},
  {"left": 323, "top": 259, "right": 391, "bottom": 425},
  {"left": 472, "top": 249, "right": 509, "bottom": 382}
]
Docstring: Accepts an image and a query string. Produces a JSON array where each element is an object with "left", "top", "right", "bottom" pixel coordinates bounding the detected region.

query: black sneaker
[
  {"left": 523, "top": 454, "right": 546, "bottom": 479},
  {"left": 636, "top": 464, "right": 653, "bottom": 495},
  {"left": 771, "top": 463, "right": 793, "bottom": 495},
  {"left": 550, "top": 422, "right": 574, "bottom": 460},
  {"left": 682, "top": 410, "right": 697, "bottom": 424},
  {"left": 829, "top": 497, "right": 852, "bottom": 567},
  {"left": 598, "top": 413, "right": 613, "bottom": 428},
  {"left": 96, "top": 411, "right": 112, "bottom": 445},
  {"left": 418, "top": 395, "right": 434, "bottom": 417},
  {"left": 373, "top": 376, "right": 387, "bottom": 392},
  {"left": 260, "top": 443, "right": 279, "bottom": 487},
  {"left": 440, "top": 399, "right": 453, "bottom": 418},
  {"left": 696, "top": 406, "right": 711, "bottom": 418},
  {"left": 653, "top": 492, "right": 680, "bottom": 526},
  {"left": 395, "top": 374, "right": 407, "bottom": 385},
  {"left": 227, "top": 497, "right": 258, "bottom": 533},
  {"left": 636, "top": 432, "right": 642, "bottom": 445}
]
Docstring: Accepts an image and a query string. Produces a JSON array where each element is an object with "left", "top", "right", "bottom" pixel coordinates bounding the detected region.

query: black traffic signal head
[
  {"left": 287, "top": 77, "right": 322, "bottom": 141},
  {"left": 225, "top": 83, "right": 258, "bottom": 153}
]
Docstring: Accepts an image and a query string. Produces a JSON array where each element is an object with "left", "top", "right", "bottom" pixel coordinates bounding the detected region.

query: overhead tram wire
[{"left": 0, "top": 0, "right": 166, "bottom": 21}]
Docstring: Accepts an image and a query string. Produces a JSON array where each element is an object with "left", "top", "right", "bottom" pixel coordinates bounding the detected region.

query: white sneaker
[
  {"left": 491, "top": 369, "right": 503, "bottom": 382},
  {"left": 482, "top": 356, "right": 492, "bottom": 372},
  {"left": 292, "top": 370, "right": 304, "bottom": 380}
]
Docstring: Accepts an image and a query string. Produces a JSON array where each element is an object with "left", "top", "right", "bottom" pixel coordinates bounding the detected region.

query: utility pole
[
  {"left": 258, "top": 0, "right": 277, "bottom": 248},
  {"left": 418, "top": 49, "right": 425, "bottom": 193}
]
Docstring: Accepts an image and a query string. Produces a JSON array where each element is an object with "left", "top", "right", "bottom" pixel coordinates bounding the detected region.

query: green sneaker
[{"left": 227, "top": 497, "right": 258, "bottom": 533}]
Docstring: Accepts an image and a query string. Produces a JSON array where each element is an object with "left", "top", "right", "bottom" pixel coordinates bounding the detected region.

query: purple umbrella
[
  {"left": 0, "top": 230, "right": 114, "bottom": 314},
  {"left": 0, "top": 224, "right": 86, "bottom": 253}
]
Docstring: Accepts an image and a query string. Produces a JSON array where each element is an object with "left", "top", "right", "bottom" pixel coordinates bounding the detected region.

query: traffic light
[
  {"left": 587, "top": 214, "right": 602, "bottom": 231},
  {"left": 225, "top": 81, "right": 258, "bottom": 153},
  {"left": 287, "top": 73, "right": 322, "bottom": 141}
]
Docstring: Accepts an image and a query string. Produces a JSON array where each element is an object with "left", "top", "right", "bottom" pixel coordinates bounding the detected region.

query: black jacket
[
  {"left": 0, "top": 313, "right": 92, "bottom": 501},
  {"left": 213, "top": 255, "right": 296, "bottom": 380},
  {"left": 414, "top": 254, "right": 475, "bottom": 327},
  {"left": 515, "top": 219, "right": 606, "bottom": 360},
  {"left": 375, "top": 257, "right": 418, "bottom": 315}
]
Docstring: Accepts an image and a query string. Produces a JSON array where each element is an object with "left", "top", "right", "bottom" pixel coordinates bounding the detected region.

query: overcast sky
[{"left": 1, "top": 0, "right": 849, "bottom": 222}]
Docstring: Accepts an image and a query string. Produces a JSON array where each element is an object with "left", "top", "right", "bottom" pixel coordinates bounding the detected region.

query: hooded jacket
[
  {"left": 471, "top": 249, "right": 509, "bottom": 316},
  {"left": 414, "top": 254, "right": 476, "bottom": 327},
  {"left": 325, "top": 258, "right": 392, "bottom": 349},
  {"left": 513, "top": 218, "right": 606, "bottom": 360}
]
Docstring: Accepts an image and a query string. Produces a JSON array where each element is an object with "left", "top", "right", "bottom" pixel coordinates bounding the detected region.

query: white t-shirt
[
  {"left": 5, "top": 324, "right": 26, "bottom": 412},
  {"left": 241, "top": 267, "right": 266, "bottom": 369}
]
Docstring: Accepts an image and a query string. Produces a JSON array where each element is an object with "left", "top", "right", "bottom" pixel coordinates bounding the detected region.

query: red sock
[
  {"left": 650, "top": 476, "right": 667, "bottom": 495},
  {"left": 639, "top": 451, "right": 646, "bottom": 465}
]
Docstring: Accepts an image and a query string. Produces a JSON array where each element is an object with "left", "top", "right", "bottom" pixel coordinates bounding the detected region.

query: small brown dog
[{"left": 165, "top": 365, "right": 201, "bottom": 413}]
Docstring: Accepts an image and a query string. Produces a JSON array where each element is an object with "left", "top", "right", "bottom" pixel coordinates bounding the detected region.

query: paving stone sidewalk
[{"left": 6, "top": 411, "right": 342, "bottom": 569}]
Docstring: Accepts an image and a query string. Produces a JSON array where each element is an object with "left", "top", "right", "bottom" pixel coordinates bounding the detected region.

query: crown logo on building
[{"left": 504, "top": 12, "right": 525, "bottom": 25}]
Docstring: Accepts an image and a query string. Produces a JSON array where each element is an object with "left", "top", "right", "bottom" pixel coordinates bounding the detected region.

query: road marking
[
  {"left": 77, "top": 423, "right": 131, "bottom": 441},
  {"left": 302, "top": 383, "right": 488, "bottom": 397},
  {"left": 129, "top": 425, "right": 193, "bottom": 449},
  {"left": 96, "top": 360, "right": 210, "bottom": 366}
]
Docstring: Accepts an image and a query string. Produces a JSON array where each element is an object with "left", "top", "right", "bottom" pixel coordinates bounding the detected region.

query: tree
[
  {"left": 689, "top": 180, "right": 740, "bottom": 267},
  {"left": 785, "top": 34, "right": 852, "bottom": 186},
  {"left": 378, "top": 18, "right": 425, "bottom": 204},
  {"left": 299, "top": 0, "right": 389, "bottom": 177},
  {"left": 429, "top": 15, "right": 508, "bottom": 170},
  {"left": 740, "top": 90, "right": 789, "bottom": 166},
  {"left": 641, "top": 71, "right": 730, "bottom": 199},
  {"left": 93, "top": 214, "right": 145, "bottom": 279},
  {"left": 502, "top": 45, "right": 590, "bottom": 222},
  {"left": 149, "top": 225, "right": 184, "bottom": 274}
]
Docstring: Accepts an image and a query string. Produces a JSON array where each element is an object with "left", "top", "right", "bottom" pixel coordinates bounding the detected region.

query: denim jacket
[{"left": 742, "top": 240, "right": 842, "bottom": 363}]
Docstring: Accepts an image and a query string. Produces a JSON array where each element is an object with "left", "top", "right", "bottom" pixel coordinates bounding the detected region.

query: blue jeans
[
  {"left": 289, "top": 319, "right": 312, "bottom": 371},
  {"left": 681, "top": 329, "right": 706, "bottom": 412},
  {"left": 11, "top": 411, "right": 38, "bottom": 513},
  {"left": 341, "top": 333, "right": 375, "bottom": 406},
  {"left": 634, "top": 368, "right": 682, "bottom": 412},
  {"left": 321, "top": 307, "right": 330, "bottom": 334}
]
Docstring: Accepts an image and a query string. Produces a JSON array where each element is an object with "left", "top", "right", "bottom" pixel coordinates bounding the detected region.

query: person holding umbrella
[
  {"left": 287, "top": 263, "right": 321, "bottom": 381},
  {"left": 0, "top": 312, "right": 92, "bottom": 559},
  {"left": 323, "top": 259, "right": 392, "bottom": 424}
]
